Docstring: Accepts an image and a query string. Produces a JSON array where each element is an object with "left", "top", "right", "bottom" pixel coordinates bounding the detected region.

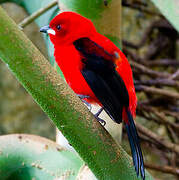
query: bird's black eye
[{"left": 56, "top": 25, "right": 61, "bottom": 30}]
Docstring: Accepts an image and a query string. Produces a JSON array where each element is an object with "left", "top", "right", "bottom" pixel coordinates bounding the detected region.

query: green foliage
[
  {"left": 59, "top": 0, "right": 110, "bottom": 19},
  {"left": 0, "top": 134, "right": 83, "bottom": 180},
  {"left": 150, "top": 0, "right": 179, "bottom": 32}
]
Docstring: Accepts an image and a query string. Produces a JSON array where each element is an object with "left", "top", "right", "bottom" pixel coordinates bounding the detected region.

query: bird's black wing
[
  {"left": 73, "top": 37, "right": 145, "bottom": 180},
  {"left": 73, "top": 37, "right": 129, "bottom": 123}
]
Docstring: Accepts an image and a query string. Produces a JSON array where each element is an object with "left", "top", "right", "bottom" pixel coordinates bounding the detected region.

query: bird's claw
[
  {"left": 94, "top": 107, "right": 106, "bottom": 126},
  {"left": 81, "top": 99, "right": 92, "bottom": 111},
  {"left": 76, "top": 94, "right": 92, "bottom": 111},
  {"left": 76, "top": 94, "right": 90, "bottom": 99},
  {"left": 95, "top": 116, "right": 106, "bottom": 126}
]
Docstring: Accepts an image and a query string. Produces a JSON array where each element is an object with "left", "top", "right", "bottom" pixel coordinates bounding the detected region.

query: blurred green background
[{"left": 0, "top": 2, "right": 55, "bottom": 140}]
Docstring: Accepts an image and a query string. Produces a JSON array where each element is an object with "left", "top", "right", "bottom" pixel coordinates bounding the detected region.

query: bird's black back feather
[{"left": 74, "top": 37, "right": 129, "bottom": 123}]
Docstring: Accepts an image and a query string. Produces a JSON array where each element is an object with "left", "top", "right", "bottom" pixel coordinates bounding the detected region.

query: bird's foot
[
  {"left": 76, "top": 94, "right": 92, "bottom": 111},
  {"left": 94, "top": 108, "right": 106, "bottom": 126},
  {"left": 95, "top": 116, "right": 106, "bottom": 126},
  {"left": 81, "top": 99, "right": 92, "bottom": 111},
  {"left": 76, "top": 94, "right": 90, "bottom": 99},
  {"left": 95, "top": 107, "right": 103, "bottom": 117}
]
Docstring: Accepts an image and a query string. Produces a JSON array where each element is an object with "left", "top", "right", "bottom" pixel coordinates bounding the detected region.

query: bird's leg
[
  {"left": 94, "top": 107, "right": 106, "bottom": 126},
  {"left": 76, "top": 94, "right": 89, "bottom": 99},
  {"left": 77, "top": 95, "right": 106, "bottom": 126},
  {"left": 81, "top": 99, "right": 92, "bottom": 111},
  {"left": 95, "top": 107, "right": 103, "bottom": 117},
  {"left": 76, "top": 94, "right": 92, "bottom": 111}
]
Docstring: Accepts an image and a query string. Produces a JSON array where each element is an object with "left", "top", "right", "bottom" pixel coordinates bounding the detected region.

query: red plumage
[
  {"left": 50, "top": 12, "right": 137, "bottom": 118},
  {"left": 40, "top": 11, "right": 145, "bottom": 180}
]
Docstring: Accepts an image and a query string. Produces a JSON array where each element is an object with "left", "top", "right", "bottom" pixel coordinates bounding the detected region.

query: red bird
[{"left": 40, "top": 11, "right": 145, "bottom": 179}]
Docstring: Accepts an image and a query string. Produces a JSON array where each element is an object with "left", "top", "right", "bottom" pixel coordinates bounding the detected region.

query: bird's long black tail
[{"left": 124, "top": 108, "right": 145, "bottom": 180}]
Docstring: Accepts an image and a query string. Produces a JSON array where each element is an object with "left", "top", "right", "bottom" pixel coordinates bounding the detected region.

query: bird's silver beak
[{"left": 40, "top": 25, "right": 56, "bottom": 35}]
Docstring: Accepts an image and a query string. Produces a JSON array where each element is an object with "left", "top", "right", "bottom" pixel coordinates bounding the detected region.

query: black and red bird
[{"left": 40, "top": 11, "right": 145, "bottom": 179}]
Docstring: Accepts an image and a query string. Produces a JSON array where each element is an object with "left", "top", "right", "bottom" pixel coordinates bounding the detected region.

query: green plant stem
[
  {"left": 0, "top": 7, "right": 154, "bottom": 180},
  {"left": 18, "top": 0, "right": 58, "bottom": 28}
]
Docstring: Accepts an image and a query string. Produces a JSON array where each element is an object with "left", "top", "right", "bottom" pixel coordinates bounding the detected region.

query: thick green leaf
[
  {"left": 150, "top": 0, "right": 179, "bottom": 32},
  {"left": 0, "top": 134, "right": 84, "bottom": 180}
]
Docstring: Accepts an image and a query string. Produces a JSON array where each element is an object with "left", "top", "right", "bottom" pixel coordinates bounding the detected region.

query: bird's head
[{"left": 40, "top": 11, "right": 96, "bottom": 45}]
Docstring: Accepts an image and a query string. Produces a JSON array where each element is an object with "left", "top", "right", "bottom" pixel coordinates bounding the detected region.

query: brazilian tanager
[{"left": 40, "top": 11, "right": 145, "bottom": 180}]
